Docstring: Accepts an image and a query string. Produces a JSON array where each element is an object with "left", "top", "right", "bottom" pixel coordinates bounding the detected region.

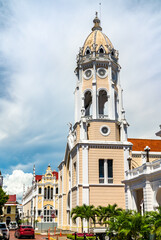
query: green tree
[
  {"left": 0, "top": 187, "right": 9, "bottom": 215},
  {"left": 97, "top": 204, "right": 122, "bottom": 226},
  {"left": 82, "top": 204, "right": 96, "bottom": 233},
  {"left": 71, "top": 205, "right": 85, "bottom": 233},
  {"left": 107, "top": 209, "right": 151, "bottom": 240}
]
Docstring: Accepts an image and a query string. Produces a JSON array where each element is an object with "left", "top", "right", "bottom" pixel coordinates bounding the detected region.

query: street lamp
[{"left": 144, "top": 146, "right": 150, "bottom": 162}]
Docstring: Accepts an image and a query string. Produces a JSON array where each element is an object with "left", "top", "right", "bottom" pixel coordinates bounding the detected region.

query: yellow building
[
  {"left": 22, "top": 165, "right": 58, "bottom": 230},
  {"left": 3, "top": 195, "right": 18, "bottom": 226},
  {"left": 58, "top": 13, "right": 133, "bottom": 232}
]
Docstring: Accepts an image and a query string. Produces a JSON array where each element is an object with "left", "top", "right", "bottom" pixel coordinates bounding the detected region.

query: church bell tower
[
  {"left": 74, "top": 13, "right": 128, "bottom": 142},
  {"left": 58, "top": 14, "right": 132, "bottom": 232}
]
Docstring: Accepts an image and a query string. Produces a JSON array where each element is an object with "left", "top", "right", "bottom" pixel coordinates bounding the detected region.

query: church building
[
  {"left": 22, "top": 165, "right": 58, "bottom": 230},
  {"left": 58, "top": 13, "right": 132, "bottom": 232}
]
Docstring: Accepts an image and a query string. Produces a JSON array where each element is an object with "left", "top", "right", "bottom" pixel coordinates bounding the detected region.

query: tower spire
[
  {"left": 92, "top": 12, "right": 102, "bottom": 31},
  {"left": 32, "top": 164, "right": 35, "bottom": 185}
]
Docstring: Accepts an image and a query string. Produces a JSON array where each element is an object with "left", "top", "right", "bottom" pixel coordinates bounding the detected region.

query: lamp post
[
  {"left": 127, "top": 156, "right": 132, "bottom": 170},
  {"left": 144, "top": 146, "right": 150, "bottom": 162}
]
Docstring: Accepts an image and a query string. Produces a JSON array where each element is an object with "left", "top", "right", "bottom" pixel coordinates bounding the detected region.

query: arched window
[
  {"left": 56, "top": 187, "right": 58, "bottom": 194},
  {"left": 115, "top": 93, "right": 118, "bottom": 120},
  {"left": 84, "top": 91, "right": 92, "bottom": 116},
  {"left": 7, "top": 206, "right": 11, "bottom": 214},
  {"left": 44, "top": 188, "right": 47, "bottom": 199},
  {"left": 39, "top": 187, "right": 41, "bottom": 194},
  {"left": 85, "top": 47, "right": 91, "bottom": 55},
  {"left": 51, "top": 188, "right": 53, "bottom": 199},
  {"left": 98, "top": 45, "right": 105, "bottom": 54},
  {"left": 44, "top": 205, "right": 53, "bottom": 222},
  {"left": 47, "top": 186, "right": 50, "bottom": 199},
  {"left": 98, "top": 90, "right": 108, "bottom": 116}
]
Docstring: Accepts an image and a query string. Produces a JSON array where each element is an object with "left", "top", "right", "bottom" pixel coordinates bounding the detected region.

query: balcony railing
[{"left": 125, "top": 159, "right": 161, "bottom": 180}]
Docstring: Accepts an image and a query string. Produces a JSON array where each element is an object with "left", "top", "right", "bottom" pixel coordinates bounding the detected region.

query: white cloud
[
  {"left": 0, "top": 0, "right": 161, "bottom": 174},
  {"left": 3, "top": 170, "right": 33, "bottom": 202}
]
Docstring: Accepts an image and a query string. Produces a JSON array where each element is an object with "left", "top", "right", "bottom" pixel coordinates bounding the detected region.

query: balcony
[{"left": 125, "top": 159, "right": 161, "bottom": 180}]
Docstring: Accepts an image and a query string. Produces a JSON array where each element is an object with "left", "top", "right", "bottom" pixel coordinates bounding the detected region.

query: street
[{"left": 9, "top": 230, "right": 50, "bottom": 240}]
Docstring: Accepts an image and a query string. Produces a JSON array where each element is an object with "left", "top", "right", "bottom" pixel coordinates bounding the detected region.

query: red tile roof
[
  {"left": 35, "top": 175, "right": 42, "bottom": 182},
  {"left": 35, "top": 171, "right": 58, "bottom": 181},
  {"left": 128, "top": 138, "right": 161, "bottom": 152},
  {"left": 7, "top": 195, "right": 16, "bottom": 203},
  {"left": 52, "top": 171, "right": 58, "bottom": 180}
]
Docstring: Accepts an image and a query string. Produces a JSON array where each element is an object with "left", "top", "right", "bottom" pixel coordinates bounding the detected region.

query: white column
[
  {"left": 131, "top": 190, "right": 137, "bottom": 211},
  {"left": 92, "top": 62, "right": 97, "bottom": 119},
  {"left": 76, "top": 146, "right": 80, "bottom": 232},
  {"left": 41, "top": 185, "right": 44, "bottom": 222},
  {"left": 61, "top": 164, "right": 64, "bottom": 228},
  {"left": 35, "top": 185, "right": 38, "bottom": 220},
  {"left": 124, "top": 147, "right": 130, "bottom": 174},
  {"left": 104, "top": 160, "right": 108, "bottom": 184},
  {"left": 108, "top": 62, "right": 115, "bottom": 120},
  {"left": 143, "top": 180, "right": 153, "bottom": 211},
  {"left": 53, "top": 177, "right": 56, "bottom": 223},
  {"left": 70, "top": 156, "right": 72, "bottom": 230},
  {"left": 117, "top": 70, "right": 123, "bottom": 122},
  {"left": 82, "top": 145, "right": 89, "bottom": 234},
  {"left": 125, "top": 185, "right": 132, "bottom": 210}
]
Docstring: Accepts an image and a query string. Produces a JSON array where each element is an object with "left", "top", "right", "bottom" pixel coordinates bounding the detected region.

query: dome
[{"left": 83, "top": 13, "right": 114, "bottom": 55}]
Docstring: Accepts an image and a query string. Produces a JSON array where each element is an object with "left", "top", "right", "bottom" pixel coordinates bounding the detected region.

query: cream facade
[
  {"left": 22, "top": 165, "right": 58, "bottom": 230},
  {"left": 58, "top": 14, "right": 132, "bottom": 232}
]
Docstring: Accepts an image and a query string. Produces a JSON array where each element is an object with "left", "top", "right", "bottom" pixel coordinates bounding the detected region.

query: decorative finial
[{"left": 92, "top": 12, "right": 102, "bottom": 31}]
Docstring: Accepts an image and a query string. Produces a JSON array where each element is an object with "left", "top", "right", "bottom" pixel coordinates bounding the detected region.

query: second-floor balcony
[{"left": 125, "top": 159, "right": 161, "bottom": 180}]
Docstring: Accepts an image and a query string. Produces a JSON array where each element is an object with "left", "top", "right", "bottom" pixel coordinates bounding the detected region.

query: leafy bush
[{"left": 67, "top": 234, "right": 95, "bottom": 240}]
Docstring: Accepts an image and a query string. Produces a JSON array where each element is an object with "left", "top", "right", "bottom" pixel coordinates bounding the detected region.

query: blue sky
[{"left": 0, "top": 0, "right": 161, "bottom": 200}]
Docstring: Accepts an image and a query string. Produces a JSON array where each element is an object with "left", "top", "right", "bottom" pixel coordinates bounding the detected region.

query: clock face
[
  {"left": 84, "top": 69, "right": 92, "bottom": 79},
  {"left": 97, "top": 68, "right": 107, "bottom": 78}
]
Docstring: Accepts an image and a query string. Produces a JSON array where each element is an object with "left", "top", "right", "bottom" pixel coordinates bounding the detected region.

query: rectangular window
[
  {"left": 99, "top": 159, "right": 113, "bottom": 184},
  {"left": 107, "top": 160, "right": 113, "bottom": 183},
  {"left": 99, "top": 159, "right": 104, "bottom": 183}
]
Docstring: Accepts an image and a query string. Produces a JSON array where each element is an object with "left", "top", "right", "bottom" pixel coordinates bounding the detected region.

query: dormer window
[
  {"left": 98, "top": 45, "right": 105, "bottom": 54},
  {"left": 85, "top": 47, "right": 91, "bottom": 55}
]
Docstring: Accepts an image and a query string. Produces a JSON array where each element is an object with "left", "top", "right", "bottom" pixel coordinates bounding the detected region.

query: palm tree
[
  {"left": 97, "top": 204, "right": 122, "bottom": 226},
  {"left": 71, "top": 205, "right": 85, "bottom": 233},
  {"left": 82, "top": 204, "right": 95, "bottom": 233},
  {"left": 107, "top": 209, "right": 152, "bottom": 240}
]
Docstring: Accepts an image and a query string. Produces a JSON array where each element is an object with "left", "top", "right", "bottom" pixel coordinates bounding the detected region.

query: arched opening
[
  {"left": 98, "top": 45, "right": 105, "bottom": 54},
  {"left": 51, "top": 188, "right": 53, "bottom": 199},
  {"left": 84, "top": 91, "right": 92, "bottom": 116},
  {"left": 115, "top": 92, "right": 118, "bottom": 120},
  {"left": 85, "top": 47, "right": 91, "bottom": 56},
  {"left": 47, "top": 186, "right": 50, "bottom": 199},
  {"left": 39, "top": 187, "right": 41, "bottom": 194},
  {"left": 98, "top": 90, "right": 108, "bottom": 116},
  {"left": 44, "top": 188, "right": 47, "bottom": 199}
]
